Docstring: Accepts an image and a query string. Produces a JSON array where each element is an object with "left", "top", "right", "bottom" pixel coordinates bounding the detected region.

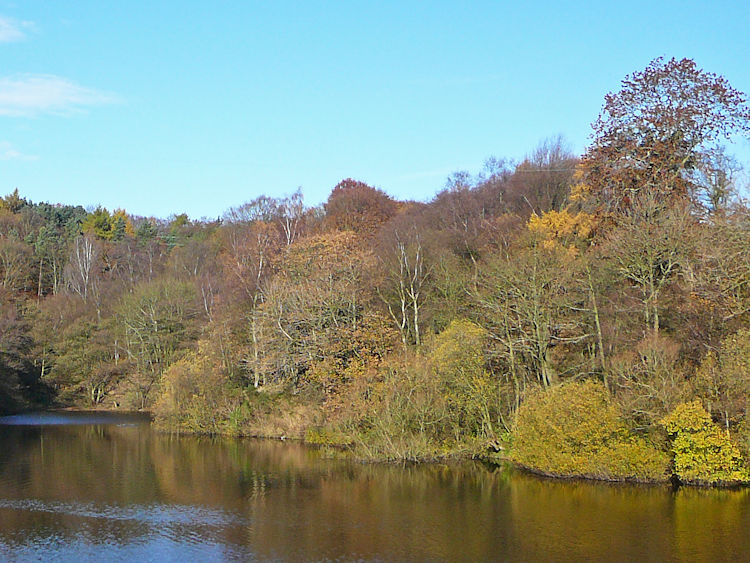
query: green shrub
[
  {"left": 305, "top": 426, "right": 351, "bottom": 446},
  {"left": 510, "top": 381, "right": 669, "bottom": 482},
  {"left": 431, "top": 319, "right": 497, "bottom": 441},
  {"left": 152, "top": 344, "right": 243, "bottom": 434},
  {"left": 661, "top": 400, "right": 749, "bottom": 485},
  {"left": 340, "top": 320, "right": 503, "bottom": 461}
]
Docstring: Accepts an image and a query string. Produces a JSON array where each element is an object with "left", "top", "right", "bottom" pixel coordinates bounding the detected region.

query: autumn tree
[
  {"left": 225, "top": 190, "right": 307, "bottom": 246},
  {"left": 259, "top": 231, "right": 372, "bottom": 388},
  {"left": 579, "top": 57, "right": 750, "bottom": 214},
  {"left": 220, "top": 220, "right": 280, "bottom": 386},
  {"left": 511, "top": 381, "right": 669, "bottom": 481},
  {"left": 0, "top": 290, "right": 35, "bottom": 411},
  {"left": 691, "top": 206, "right": 750, "bottom": 335},
  {"left": 429, "top": 177, "right": 497, "bottom": 261},
  {"left": 166, "top": 226, "right": 221, "bottom": 321},
  {"left": 661, "top": 400, "right": 749, "bottom": 484},
  {"left": 324, "top": 179, "right": 398, "bottom": 234},
  {"left": 81, "top": 206, "right": 133, "bottom": 241},
  {"left": 64, "top": 234, "right": 102, "bottom": 305},
  {"left": 694, "top": 330, "right": 750, "bottom": 431},
  {"left": 602, "top": 194, "right": 696, "bottom": 334},
  {"left": 223, "top": 196, "right": 278, "bottom": 224},
  {"left": 610, "top": 333, "right": 688, "bottom": 427},
  {"left": 429, "top": 319, "right": 499, "bottom": 439},
  {"left": 0, "top": 236, "right": 32, "bottom": 292},
  {"left": 0, "top": 189, "right": 27, "bottom": 213},
  {"left": 44, "top": 316, "right": 119, "bottom": 405},
  {"left": 277, "top": 188, "right": 306, "bottom": 246},
  {"left": 376, "top": 226, "right": 430, "bottom": 347},
  {"left": 117, "top": 278, "right": 201, "bottom": 408},
  {"left": 688, "top": 147, "right": 743, "bottom": 215},
  {"left": 476, "top": 235, "right": 589, "bottom": 394},
  {"left": 0, "top": 209, "right": 33, "bottom": 292},
  {"left": 505, "top": 136, "right": 578, "bottom": 216}
]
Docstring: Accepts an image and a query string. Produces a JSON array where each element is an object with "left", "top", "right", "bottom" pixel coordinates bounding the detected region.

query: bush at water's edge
[{"left": 508, "top": 381, "right": 671, "bottom": 483}]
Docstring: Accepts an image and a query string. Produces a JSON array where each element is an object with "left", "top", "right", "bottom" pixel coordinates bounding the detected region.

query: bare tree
[
  {"left": 604, "top": 195, "right": 695, "bottom": 334},
  {"left": 64, "top": 235, "right": 101, "bottom": 305},
  {"left": 222, "top": 221, "right": 280, "bottom": 387},
  {"left": 377, "top": 228, "right": 429, "bottom": 347},
  {"left": 277, "top": 188, "right": 305, "bottom": 246}
]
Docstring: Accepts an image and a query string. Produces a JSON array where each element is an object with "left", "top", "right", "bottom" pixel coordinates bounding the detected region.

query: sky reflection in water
[{"left": 1, "top": 412, "right": 749, "bottom": 561}]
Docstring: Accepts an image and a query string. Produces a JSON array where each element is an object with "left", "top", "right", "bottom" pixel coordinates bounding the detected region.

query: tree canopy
[{"left": 579, "top": 57, "right": 750, "bottom": 214}]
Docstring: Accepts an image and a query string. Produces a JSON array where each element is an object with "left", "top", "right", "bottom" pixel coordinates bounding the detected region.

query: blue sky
[{"left": 1, "top": 1, "right": 749, "bottom": 219}]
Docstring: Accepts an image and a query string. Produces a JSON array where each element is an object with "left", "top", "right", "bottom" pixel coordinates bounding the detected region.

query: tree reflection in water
[{"left": 0, "top": 413, "right": 749, "bottom": 561}]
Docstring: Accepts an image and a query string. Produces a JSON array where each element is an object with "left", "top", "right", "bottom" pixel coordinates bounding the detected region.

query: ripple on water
[
  {"left": 0, "top": 411, "right": 150, "bottom": 426},
  {"left": 0, "top": 499, "right": 253, "bottom": 561},
  {"left": 2, "top": 534, "right": 254, "bottom": 562},
  {"left": 0, "top": 498, "right": 243, "bottom": 527}
]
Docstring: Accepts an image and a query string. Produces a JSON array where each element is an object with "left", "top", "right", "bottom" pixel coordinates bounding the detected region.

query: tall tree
[
  {"left": 579, "top": 57, "right": 750, "bottom": 214},
  {"left": 603, "top": 194, "right": 696, "bottom": 334},
  {"left": 117, "top": 278, "right": 201, "bottom": 408},
  {"left": 476, "top": 236, "right": 589, "bottom": 391},
  {"left": 220, "top": 221, "right": 280, "bottom": 387},
  {"left": 324, "top": 179, "right": 398, "bottom": 234},
  {"left": 376, "top": 227, "right": 430, "bottom": 347},
  {"left": 277, "top": 188, "right": 306, "bottom": 246},
  {"left": 505, "top": 136, "right": 578, "bottom": 216},
  {"left": 64, "top": 235, "right": 101, "bottom": 304}
]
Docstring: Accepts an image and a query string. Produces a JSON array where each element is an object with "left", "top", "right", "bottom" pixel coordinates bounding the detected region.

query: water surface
[{"left": 0, "top": 411, "right": 748, "bottom": 561}]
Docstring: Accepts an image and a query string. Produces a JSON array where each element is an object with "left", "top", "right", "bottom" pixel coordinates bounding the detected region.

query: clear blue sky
[{"left": 2, "top": 1, "right": 749, "bottom": 219}]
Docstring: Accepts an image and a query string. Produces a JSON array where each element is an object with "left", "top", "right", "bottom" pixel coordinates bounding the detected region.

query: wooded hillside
[{"left": 3, "top": 58, "right": 750, "bottom": 484}]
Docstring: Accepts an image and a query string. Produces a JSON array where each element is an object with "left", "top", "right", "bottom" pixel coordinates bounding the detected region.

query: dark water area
[{"left": 0, "top": 412, "right": 748, "bottom": 561}]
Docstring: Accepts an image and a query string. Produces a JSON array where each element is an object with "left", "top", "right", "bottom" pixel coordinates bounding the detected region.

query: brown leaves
[
  {"left": 580, "top": 57, "right": 750, "bottom": 215},
  {"left": 324, "top": 179, "right": 398, "bottom": 235}
]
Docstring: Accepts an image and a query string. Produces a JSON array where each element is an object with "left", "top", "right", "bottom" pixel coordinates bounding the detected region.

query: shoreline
[{"left": 9, "top": 406, "right": 747, "bottom": 489}]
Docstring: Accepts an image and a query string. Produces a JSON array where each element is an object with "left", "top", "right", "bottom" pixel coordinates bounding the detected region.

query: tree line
[{"left": 2, "top": 57, "right": 750, "bottom": 484}]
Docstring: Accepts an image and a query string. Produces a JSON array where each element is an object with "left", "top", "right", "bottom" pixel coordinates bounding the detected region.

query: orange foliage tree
[{"left": 324, "top": 179, "right": 398, "bottom": 234}]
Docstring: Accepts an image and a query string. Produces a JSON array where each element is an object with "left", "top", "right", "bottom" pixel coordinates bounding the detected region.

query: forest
[{"left": 2, "top": 57, "right": 750, "bottom": 485}]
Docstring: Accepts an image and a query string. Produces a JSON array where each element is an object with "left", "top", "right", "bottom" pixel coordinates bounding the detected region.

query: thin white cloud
[
  {"left": 0, "top": 141, "right": 37, "bottom": 161},
  {"left": 0, "top": 74, "right": 120, "bottom": 117},
  {"left": 0, "top": 16, "right": 33, "bottom": 43}
]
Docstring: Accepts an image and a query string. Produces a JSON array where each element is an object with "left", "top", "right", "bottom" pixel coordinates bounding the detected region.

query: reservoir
[{"left": 0, "top": 411, "right": 747, "bottom": 561}]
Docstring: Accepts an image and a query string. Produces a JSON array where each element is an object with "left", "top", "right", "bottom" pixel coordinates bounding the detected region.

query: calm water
[{"left": 0, "top": 412, "right": 748, "bottom": 561}]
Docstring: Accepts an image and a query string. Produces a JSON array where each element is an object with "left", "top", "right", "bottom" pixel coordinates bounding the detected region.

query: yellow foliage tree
[
  {"left": 661, "top": 400, "right": 749, "bottom": 485},
  {"left": 693, "top": 330, "right": 750, "bottom": 432},
  {"left": 112, "top": 208, "right": 136, "bottom": 239},
  {"left": 429, "top": 319, "right": 497, "bottom": 440},
  {"left": 527, "top": 208, "right": 593, "bottom": 255}
]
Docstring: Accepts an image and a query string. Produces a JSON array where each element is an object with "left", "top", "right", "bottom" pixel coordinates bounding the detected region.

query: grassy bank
[{"left": 149, "top": 378, "right": 750, "bottom": 488}]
